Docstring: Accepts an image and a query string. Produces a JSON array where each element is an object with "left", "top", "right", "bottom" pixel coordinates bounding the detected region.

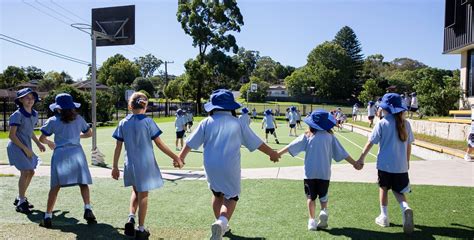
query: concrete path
[{"left": 1, "top": 158, "right": 472, "bottom": 187}]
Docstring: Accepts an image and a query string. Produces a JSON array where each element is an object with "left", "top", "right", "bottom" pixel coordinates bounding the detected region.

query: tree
[
  {"left": 97, "top": 54, "right": 133, "bottom": 85},
  {"left": 42, "top": 85, "right": 90, "bottom": 121},
  {"left": 38, "top": 71, "right": 64, "bottom": 92},
  {"left": 306, "top": 41, "right": 353, "bottom": 99},
  {"left": 106, "top": 60, "right": 140, "bottom": 86},
  {"left": 252, "top": 56, "right": 279, "bottom": 83},
  {"left": 284, "top": 67, "right": 315, "bottom": 96},
  {"left": 206, "top": 48, "right": 241, "bottom": 90},
  {"left": 132, "top": 77, "right": 156, "bottom": 97},
  {"left": 239, "top": 76, "right": 270, "bottom": 102},
  {"left": 177, "top": 0, "right": 244, "bottom": 113},
  {"left": 22, "top": 66, "right": 44, "bottom": 80},
  {"left": 0, "top": 66, "right": 28, "bottom": 89},
  {"left": 60, "top": 71, "right": 74, "bottom": 84},
  {"left": 134, "top": 54, "right": 163, "bottom": 78},
  {"left": 233, "top": 47, "right": 260, "bottom": 83},
  {"left": 333, "top": 26, "right": 364, "bottom": 93},
  {"left": 390, "top": 57, "right": 427, "bottom": 71},
  {"left": 358, "top": 78, "right": 385, "bottom": 104}
]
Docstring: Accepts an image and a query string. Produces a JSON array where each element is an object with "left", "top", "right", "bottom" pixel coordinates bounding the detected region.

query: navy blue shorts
[
  {"left": 211, "top": 189, "right": 239, "bottom": 201},
  {"left": 265, "top": 128, "right": 275, "bottom": 134},
  {"left": 378, "top": 170, "right": 410, "bottom": 194},
  {"left": 176, "top": 130, "right": 185, "bottom": 138},
  {"left": 304, "top": 179, "right": 329, "bottom": 202}
]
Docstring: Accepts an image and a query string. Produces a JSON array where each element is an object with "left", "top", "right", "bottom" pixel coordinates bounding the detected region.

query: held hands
[
  {"left": 269, "top": 150, "right": 280, "bottom": 163},
  {"left": 111, "top": 167, "right": 120, "bottom": 180},
  {"left": 37, "top": 143, "right": 46, "bottom": 152},
  {"left": 354, "top": 157, "right": 365, "bottom": 170},
  {"left": 173, "top": 156, "right": 184, "bottom": 169},
  {"left": 47, "top": 141, "right": 56, "bottom": 150}
]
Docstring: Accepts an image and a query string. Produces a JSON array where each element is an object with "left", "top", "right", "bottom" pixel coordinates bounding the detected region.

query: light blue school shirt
[
  {"left": 239, "top": 114, "right": 251, "bottom": 125},
  {"left": 187, "top": 113, "right": 194, "bottom": 122},
  {"left": 288, "top": 111, "right": 297, "bottom": 124},
  {"left": 41, "top": 114, "right": 92, "bottom": 187},
  {"left": 175, "top": 115, "right": 187, "bottom": 132},
  {"left": 288, "top": 131, "right": 349, "bottom": 180},
  {"left": 7, "top": 108, "right": 39, "bottom": 170},
  {"left": 367, "top": 105, "right": 376, "bottom": 117},
  {"left": 262, "top": 115, "right": 275, "bottom": 129},
  {"left": 369, "top": 114, "right": 415, "bottom": 173},
  {"left": 295, "top": 112, "right": 301, "bottom": 121},
  {"left": 186, "top": 111, "right": 263, "bottom": 198},
  {"left": 113, "top": 114, "right": 164, "bottom": 192}
]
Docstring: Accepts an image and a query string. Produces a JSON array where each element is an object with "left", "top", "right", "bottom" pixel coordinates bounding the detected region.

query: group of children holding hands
[{"left": 7, "top": 87, "right": 416, "bottom": 239}]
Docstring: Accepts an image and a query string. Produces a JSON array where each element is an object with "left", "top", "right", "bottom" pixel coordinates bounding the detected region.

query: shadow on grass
[
  {"left": 26, "top": 210, "right": 126, "bottom": 240},
  {"left": 321, "top": 223, "right": 474, "bottom": 240},
  {"left": 224, "top": 229, "right": 266, "bottom": 240}
]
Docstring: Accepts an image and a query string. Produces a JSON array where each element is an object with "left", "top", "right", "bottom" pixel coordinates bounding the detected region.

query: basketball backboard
[{"left": 92, "top": 5, "right": 135, "bottom": 46}]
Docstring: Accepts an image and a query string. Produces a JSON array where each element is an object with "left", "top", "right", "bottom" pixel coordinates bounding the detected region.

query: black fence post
[{"left": 3, "top": 99, "right": 6, "bottom": 132}]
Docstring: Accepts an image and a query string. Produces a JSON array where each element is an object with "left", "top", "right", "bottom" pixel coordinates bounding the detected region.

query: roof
[
  {"left": 71, "top": 80, "right": 109, "bottom": 90},
  {"left": 268, "top": 85, "right": 286, "bottom": 90}
]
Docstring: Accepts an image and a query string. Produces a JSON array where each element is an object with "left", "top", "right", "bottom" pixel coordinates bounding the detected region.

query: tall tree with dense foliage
[
  {"left": 0, "top": 66, "right": 28, "bottom": 89},
  {"left": 233, "top": 47, "right": 260, "bottom": 83},
  {"left": 239, "top": 76, "right": 270, "bottom": 102},
  {"left": 132, "top": 77, "right": 156, "bottom": 97},
  {"left": 22, "top": 66, "right": 44, "bottom": 80},
  {"left": 97, "top": 54, "right": 140, "bottom": 86},
  {"left": 177, "top": 0, "right": 244, "bottom": 113},
  {"left": 333, "top": 26, "right": 363, "bottom": 93},
  {"left": 134, "top": 54, "right": 163, "bottom": 78}
]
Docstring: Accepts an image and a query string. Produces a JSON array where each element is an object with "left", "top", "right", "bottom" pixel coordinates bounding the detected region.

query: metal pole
[{"left": 91, "top": 32, "right": 97, "bottom": 151}]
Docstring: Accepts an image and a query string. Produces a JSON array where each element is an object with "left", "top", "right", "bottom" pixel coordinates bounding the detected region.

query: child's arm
[
  {"left": 277, "top": 145, "right": 290, "bottom": 157},
  {"left": 258, "top": 143, "right": 279, "bottom": 162},
  {"left": 80, "top": 128, "right": 93, "bottom": 138},
  {"left": 345, "top": 155, "right": 363, "bottom": 170},
  {"left": 273, "top": 119, "right": 278, "bottom": 129},
  {"left": 154, "top": 137, "right": 183, "bottom": 168},
  {"left": 9, "top": 126, "right": 33, "bottom": 158},
  {"left": 178, "top": 145, "right": 192, "bottom": 164},
  {"left": 111, "top": 141, "right": 122, "bottom": 180},
  {"left": 31, "top": 134, "right": 46, "bottom": 152},
  {"left": 407, "top": 143, "right": 411, "bottom": 169},
  {"left": 39, "top": 134, "right": 55, "bottom": 150},
  {"left": 358, "top": 141, "right": 373, "bottom": 165}
]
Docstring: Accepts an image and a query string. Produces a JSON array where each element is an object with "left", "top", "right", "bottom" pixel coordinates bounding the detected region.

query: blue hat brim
[
  {"left": 303, "top": 113, "right": 336, "bottom": 131},
  {"left": 49, "top": 102, "right": 81, "bottom": 112},
  {"left": 379, "top": 102, "right": 407, "bottom": 114},
  {"left": 15, "top": 91, "right": 39, "bottom": 105},
  {"left": 204, "top": 101, "right": 242, "bottom": 112}
]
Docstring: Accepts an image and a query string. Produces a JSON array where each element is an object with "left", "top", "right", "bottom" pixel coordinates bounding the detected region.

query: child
[
  {"left": 178, "top": 89, "right": 279, "bottom": 240},
  {"left": 7, "top": 88, "right": 46, "bottom": 214},
  {"left": 111, "top": 92, "right": 182, "bottom": 239},
  {"left": 251, "top": 108, "right": 257, "bottom": 120},
  {"left": 409, "top": 92, "right": 421, "bottom": 119},
  {"left": 175, "top": 109, "right": 187, "bottom": 151},
  {"left": 352, "top": 103, "right": 359, "bottom": 121},
  {"left": 367, "top": 101, "right": 376, "bottom": 128},
  {"left": 465, "top": 106, "right": 474, "bottom": 162},
  {"left": 288, "top": 106, "right": 298, "bottom": 136},
  {"left": 262, "top": 109, "right": 280, "bottom": 144},
  {"left": 285, "top": 108, "right": 290, "bottom": 126},
  {"left": 376, "top": 97, "right": 384, "bottom": 120},
  {"left": 357, "top": 93, "right": 415, "bottom": 234},
  {"left": 278, "top": 110, "right": 361, "bottom": 230},
  {"left": 296, "top": 109, "right": 302, "bottom": 129},
  {"left": 186, "top": 108, "right": 194, "bottom": 133},
  {"left": 239, "top": 107, "right": 251, "bottom": 125},
  {"left": 335, "top": 108, "right": 343, "bottom": 131},
  {"left": 39, "top": 93, "right": 96, "bottom": 228}
]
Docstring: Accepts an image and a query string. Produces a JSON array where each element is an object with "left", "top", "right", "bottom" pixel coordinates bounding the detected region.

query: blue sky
[{"left": 0, "top": 0, "right": 459, "bottom": 80}]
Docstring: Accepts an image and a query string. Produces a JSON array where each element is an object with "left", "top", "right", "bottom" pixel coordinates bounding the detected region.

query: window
[
  {"left": 468, "top": 50, "right": 474, "bottom": 96},
  {"left": 281, "top": 91, "right": 285, "bottom": 94}
]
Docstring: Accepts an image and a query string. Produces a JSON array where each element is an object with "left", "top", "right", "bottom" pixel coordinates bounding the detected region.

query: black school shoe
[
  {"left": 124, "top": 218, "right": 136, "bottom": 237},
  {"left": 275, "top": 139, "right": 280, "bottom": 144},
  {"left": 13, "top": 198, "right": 34, "bottom": 208},
  {"left": 135, "top": 229, "right": 150, "bottom": 240},
  {"left": 15, "top": 201, "right": 32, "bottom": 214},
  {"left": 39, "top": 217, "right": 52, "bottom": 228},
  {"left": 84, "top": 209, "right": 97, "bottom": 224}
]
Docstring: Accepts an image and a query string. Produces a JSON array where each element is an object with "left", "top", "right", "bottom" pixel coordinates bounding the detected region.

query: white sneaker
[
  {"left": 210, "top": 220, "right": 224, "bottom": 240},
  {"left": 307, "top": 218, "right": 317, "bottom": 231},
  {"left": 464, "top": 154, "right": 472, "bottom": 162},
  {"left": 224, "top": 224, "right": 230, "bottom": 234},
  {"left": 402, "top": 207, "right": 414, "bottom": 234},
  {"left": 317, "top": 210, "right": 328, "bottom": 229},
  {"left": 375, "top": 214, "right": 389, "bottom": 227}
]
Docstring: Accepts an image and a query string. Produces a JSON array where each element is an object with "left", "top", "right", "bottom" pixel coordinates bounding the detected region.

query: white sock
[
  {"left": 138, "top": 225, "right": 145, "bottom": 232},
  {"left": 45, "top": 212, "right": 53, "bottom": 219},
  {"left": 218, "top": 216, "right": 228, "bottom": 227},
  {"left": 380, "top": 205, "right": 388, "bottom": 217},
  {"left": 128, "top": 214, "right": 135, "bottom": 221},
  {"left": 18, "top": 197, "right": 26, "bottom": 205},
  {"left": 321, "top": 208, "right": 328, "bottom": 214},
  {"left": 84, "top": 204, "right": 92, "bottom": 210},
  {"left": 400, "top": 201, "right": 409, "bottom": 211}
]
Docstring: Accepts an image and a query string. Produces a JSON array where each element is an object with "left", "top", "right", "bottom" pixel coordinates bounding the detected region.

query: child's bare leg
[
  {"left": 320, "top": 200, "right": 328, "bottom": 210},
  {"left": 219, "top": 198, "right": 237, "bottom": 221},
  {"left": 79, "top": 184, "right": 90, "bottom": 205},
  {"left": 307, "top": 199, "right": 315, "bottom": 219},
  {"left": 212, "top": 195, "right": 224, "bottom": 219},
  {"left": 18, "top": 170, "right": 34, "bottom": 198},
  {"left": 130, "top": 187, "right": 138, "bottom": 215},
  {"left": 175, "top": 138, "right": 178, "bottom": 148},
  {"left": 180, "top": 138, "right": 184, "bottom": 148},
  {"left": 46, "top": 186, "right": 60, "bottom": 213},
  {"left": 137, "top": 191, "right": 149, "bottom": 227}
]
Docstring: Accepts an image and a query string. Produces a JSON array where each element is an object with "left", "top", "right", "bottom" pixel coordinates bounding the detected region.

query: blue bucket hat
[
  {"left": 204, "top": 89, "right": 242, "bottom": 112},
  {"left": 379, "top": 93, "right": 407, "bottom": 114},
  {"left": 290, "top": 106, "right": 296, "bottom": 112},
  {"left": 15, "top": 88, "right": 39, "bottom": 106},
  {"left": 264, "top": 109, "right": 273, "bottom": 115},
  {"left": 368, "top": 101, "right": 375, "bottom": 106},
  {"left": 304, "top": 110, "right": 336, "bottom": 131},
  {"left": 49, "top": 93, "right": 81, "bottom": 112},
  {"left": 241, "top": 107, "right": 249, "bottom": 114},
  {"left": 176, "top": 108, "right": 184, "bottom": 115}
]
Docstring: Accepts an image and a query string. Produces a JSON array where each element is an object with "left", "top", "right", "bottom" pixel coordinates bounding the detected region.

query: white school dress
[
  {"left": 287, "top": 131, "right": 348, "bottom": 180},
  {"left": 113, "top": 114, "right": 164, "bottom": 192},
  {"left": 41, "top": 115, "right": 92, "bottom": 187},
  {"left": 186, "top": 111, "right": 263, "bottom": 199},
  {"left": 7, "top": 108, "right": 40, "bottom": 170}
]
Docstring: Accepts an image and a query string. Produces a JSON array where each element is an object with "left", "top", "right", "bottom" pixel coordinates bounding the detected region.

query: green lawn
[
  {"left": 0, "top": 176, "right": 472, "bottom": 239},
  {"left": 0, "top": 118, "right": 419, "bottom": 169}
]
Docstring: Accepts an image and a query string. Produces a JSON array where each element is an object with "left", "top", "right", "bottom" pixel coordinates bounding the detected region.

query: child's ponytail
[{"left": 394, "top": 112, "right": 408, "bottom": 142}]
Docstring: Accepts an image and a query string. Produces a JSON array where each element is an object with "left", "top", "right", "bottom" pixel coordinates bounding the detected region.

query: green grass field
[
  {"left": 0, "top": 176, "right": 472, "bottom": 239},
  {"left": 0, "top": 118, "right": 420, "bottom": 169}
]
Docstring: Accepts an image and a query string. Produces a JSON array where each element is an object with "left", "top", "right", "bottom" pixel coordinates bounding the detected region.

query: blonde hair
[
  {"left": 128, "top": 92, "right": 148, "bottom": 110},
  {"left": 394, "top": 112, "right": 408, "bottom": 142}
]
